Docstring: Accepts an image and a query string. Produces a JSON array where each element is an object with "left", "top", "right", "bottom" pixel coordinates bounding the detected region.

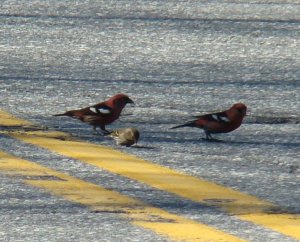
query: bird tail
[
  {"left": 170, "top": 121, "right": 196, "bottom": 129},
  {"left": 53, "top": 111, "right": 74, "bottom": 117},
  {"left": 53, "top": 113, "right": 66, "bottom": 117}
]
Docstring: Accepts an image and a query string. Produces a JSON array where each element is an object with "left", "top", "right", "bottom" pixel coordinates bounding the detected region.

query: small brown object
[{"left": 109, "top": 128, "right": 140, "bottom": 146}]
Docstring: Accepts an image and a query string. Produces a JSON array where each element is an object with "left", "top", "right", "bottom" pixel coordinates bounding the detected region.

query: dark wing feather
[
  {"left": 196, "top": 111, "right": 231, "bottom": 123},
  {"left": 88, "top": 103, "right": 113, "bottom": 116}
]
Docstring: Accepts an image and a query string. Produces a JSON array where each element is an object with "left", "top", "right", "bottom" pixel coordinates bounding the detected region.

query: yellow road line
[
  {"left": 0, "top": 111, "right": 32, "bottom": 126},
  {"left": 1, "top": 110, "right": 300, "bottom": 240},
  {"left": 0, "top": 150, "right": 244, "bottom": 242}
]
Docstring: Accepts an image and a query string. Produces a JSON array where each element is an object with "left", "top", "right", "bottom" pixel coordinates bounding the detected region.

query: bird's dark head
[
  {"left": 232, "top": 103, "right": 247, "bottom": 116},
  {"left": 109, "top": 93, "right": 134, "bottom": 108}
]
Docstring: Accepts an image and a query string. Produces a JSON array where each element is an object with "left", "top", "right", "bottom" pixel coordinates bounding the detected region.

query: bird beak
[{"left": 128, "top": 98, "right": 135, "bottom": 105}]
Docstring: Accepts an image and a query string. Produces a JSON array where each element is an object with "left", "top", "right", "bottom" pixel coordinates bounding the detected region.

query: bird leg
[
  {"left": 100, "top": 126, "right": 111, "bottom": 135},
  {"left": 203, "top": 131, "right": 214, "bottom": 140},
  {"left": 204, "top": 132, "right": 222, "bottom": 142},
  {"left": 92, "top": 126, "right": 110, "bottom": 135}
]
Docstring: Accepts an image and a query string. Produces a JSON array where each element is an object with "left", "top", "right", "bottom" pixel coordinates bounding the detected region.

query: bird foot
[
  {"left": 93, "top": 129, "right": 111, "bottom": 136},
  {"left": 102, "top": 130, "right": 112, "bottom": 135},
  {"left": 201, "top": 137, "right": 223, "bottom": 142}
]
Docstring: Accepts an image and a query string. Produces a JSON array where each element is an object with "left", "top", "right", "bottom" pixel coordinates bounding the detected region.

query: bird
[
  {"left": 54, "top": 93, "right": 134, "bottom": 133},
  {"left": 108, "top": 127, "right": 140, "bottom": 146},
  {"left": 171, "top": 103, "right": 247, "bottom": 141}
]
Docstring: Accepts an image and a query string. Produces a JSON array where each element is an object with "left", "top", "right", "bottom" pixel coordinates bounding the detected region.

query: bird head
[
  {"left": 108, "top": 129, "right": 119, "bottom": 138},
  {"left": 232, "top": 103, "right": 247, "bottom": 117},
  {"left": 108, "top": 93, "right": 134, "bottom": 109}
]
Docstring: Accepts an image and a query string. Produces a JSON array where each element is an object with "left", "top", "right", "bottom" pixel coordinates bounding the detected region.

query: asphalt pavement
[{"left": 0, "top": 1, "right": 299, "bottom": 241}]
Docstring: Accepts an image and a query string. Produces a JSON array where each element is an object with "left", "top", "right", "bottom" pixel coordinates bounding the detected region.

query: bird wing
[
  {"left": 199, "top": 111, "right": 231, "bottom": 123},
  {"left": 88, "top": 103, "right": 113, "bottom": 116}
]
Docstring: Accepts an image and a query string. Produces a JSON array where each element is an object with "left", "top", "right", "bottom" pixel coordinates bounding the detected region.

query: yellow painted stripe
[
  {"left": 0, "top": 111, "right": 32, "bottom": 126},
  {"left": 1, "top": 110, "right": 300, "bottom": 239},
  {"left": 0, "top": 150, "right": 244, "bottom": 242}
]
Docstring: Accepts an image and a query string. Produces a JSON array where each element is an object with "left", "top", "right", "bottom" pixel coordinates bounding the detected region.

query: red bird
[
  {"left": 54, "top": 93, "right": 134, "bottom": 133},
  {"left": 171, "top": 103, "right": 247, "bottom": 141}
]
